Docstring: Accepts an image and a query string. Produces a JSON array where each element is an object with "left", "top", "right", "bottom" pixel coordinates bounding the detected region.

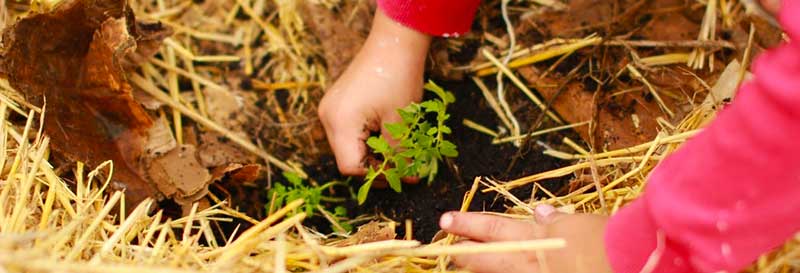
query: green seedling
[
  {"left": 358, "top": 81, "right": 459, "bottom": 204},
  {"left": 267, "top": 172, "right": 352, "bottom": 232}
]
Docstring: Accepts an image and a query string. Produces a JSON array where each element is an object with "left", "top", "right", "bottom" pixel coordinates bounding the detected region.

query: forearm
[{"left": 605, "top": 1, "right": 800, "bottom": 272}]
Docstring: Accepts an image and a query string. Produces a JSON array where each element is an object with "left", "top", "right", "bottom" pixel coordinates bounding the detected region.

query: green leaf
[
  {"left": 424, "top": 80, "right": 446, "bottom": 99},
  {"left": 440, "top": 147, "right": 459, "bottom": 157},
  {"left": 365, "top": 166, "right": 380, "bottom": 181},
  {"left": 439, "top": 126, "right": 452, "bottom": 134},
  {"left": 416, "top": 134, "right": 433, "bottom": 147},
  {"left": 399, "top": 139, "right": 414, "bottom": 149},
  {"left": 417, "top": 164, "right": 430, "bottom": 178},
  {"left": 418, "top": 122, "right": 432, "bottom": 134},
  {"left": 427, "top": 161, "right": 439, "bottom": 184},
  {"left": 357, "top": 181, "right": 372, "bottom": 205},
  {"left": 397, "top": 149, "right": 415, "bottom": 158},
  {"left": 420, "top": 100, "right": 443, "bottom": 113},
  {"left": 398, "top": 108, "right": 415, "bottom": 123},
  {"left": 444, "top": 91, "right": 456, "bottom": 104},
  {"left": 392, "top": 155, "right": 408, "bottom": 171},
  {"left": 385, "top": 123, "right": 407, "bottom": 139},
  {"left": 283, "top": 172, "right": 303, "bottom": 186},
  {"left": 400, "top": 104, "right": 420, "bottom": 118},
  {"left": 385, "top": 169, "right": 402, "bottom": 193},
  {"left": 334, "top": 206, "right": 348, "bottom": 217},
  {"left": 426, "top": 127, "right": 437, "bottom": 136},
  {"left": 340, "top": 222, "right": 353, "bottom": 233},
  {"left": 366, "top": 136, "right": 391, "bottom": 154}
]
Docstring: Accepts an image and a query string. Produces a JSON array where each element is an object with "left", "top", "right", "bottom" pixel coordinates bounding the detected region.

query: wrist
[{"left": 364, "top": 9, "right": 432, "bottom": 63}]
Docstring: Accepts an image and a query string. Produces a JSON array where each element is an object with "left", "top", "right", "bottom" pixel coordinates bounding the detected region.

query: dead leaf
[
  {"left": 197, "top": 131, "right": 255, "bottom": 168},
  {"left": 519, "top": 66, "right": 673, "bottom": 150},
  {"left": 210, "top": 163, "right": 261, "bottom": 185},
  {"left": 123, "top": 19, "right": 173, "bottom": 67},
  {"left": 0, "top": 0, "right": 164, "bottom": 206},
  {"left": 147, "top": 144, "right": 211, "bottom": 200},
  {"left": 145, "top": 118, "right": 177, "bottom": 157},
  {"left": 333, "top": 221, "right": 396, "bottom": 247}
]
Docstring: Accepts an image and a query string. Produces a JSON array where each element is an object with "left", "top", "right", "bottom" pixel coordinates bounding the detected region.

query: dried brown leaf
[
  {"left": 0, "top": 0, "right": 159, "bottom": 206},
  {"left": 0, "top": 0, "right": 172, "bottom": 206},
  {"left": 147, "top": 144, "right": 212, "bottom": 199},
  {"left": 145, "top": 118, "right": 177, "bottom": 157},
  {"left": 333, "top": 221, "right": 396, "bottom": 247},
  {"left": 123, "top": 19, "right": 173, "bottom": 67},
  {"left": 197, "top": 131, "right": 255, "bottom": 168},
  {"left": 210, "top": 163, "right": 261, "bottom": 185}
]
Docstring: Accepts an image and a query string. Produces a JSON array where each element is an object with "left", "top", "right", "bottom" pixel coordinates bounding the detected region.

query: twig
[
  {"left": 462, "top": 119, "right": 499, "bottom": 138},
  {"left": 472, "top": 77, "right": 514, "bottom": 137},
  {"left": 493, "top": 121, "right": 590, "bottom": 144},
  {"left": 475, "top": 35, "right": 602, "bottom": 76},
  {"left": 482, "top": 49, "right": 563, "bottom": 123}
]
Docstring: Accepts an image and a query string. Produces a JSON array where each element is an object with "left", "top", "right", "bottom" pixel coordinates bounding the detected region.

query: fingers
[
  {"left": 439, "top": 212, "right": 543, "bottom": 242},
  {"left": 533, "top": 204, "right": 561, "bottom": 224},
  {"left": 319, "top": 105, "right": 369, "bottom": 176},
  {"left": 450, "top": 241, "right": 538, "bottom": 273},
  {"left": 401, "top": 176, "right": 420, "bottom": 184},
  {"left": 760, "top": 0, "right": 781, "bottom": 14}
]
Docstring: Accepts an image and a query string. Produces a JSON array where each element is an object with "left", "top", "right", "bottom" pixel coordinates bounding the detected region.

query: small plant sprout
[
  {"left": 268, "top": 172, "right": 351, "bottom": 232},
  {"left": 358, "top": 81, "right": 459, "bottom": 204}
]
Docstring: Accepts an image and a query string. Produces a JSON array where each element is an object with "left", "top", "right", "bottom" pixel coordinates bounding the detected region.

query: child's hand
[
  {"left": 760, "top": 0, "right": 780, "bottom": 14},
  {"left": 318, "top": 9, "right": 431, "bottom": 177},
  {"left": 439, "top": 205, "right": 614, "bottom": 273}
]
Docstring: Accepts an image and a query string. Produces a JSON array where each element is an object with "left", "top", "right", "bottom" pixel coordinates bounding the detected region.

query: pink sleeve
[
  {"left": 376, "top": 0, "right": 480, "bottom": 36},
  {"left": 604, "top": 2, "right": 800, "bottom": 273}
]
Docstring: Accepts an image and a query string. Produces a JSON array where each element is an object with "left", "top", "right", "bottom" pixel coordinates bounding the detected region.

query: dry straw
[{"left": 0, "top": 103, "right": 566, "bottom": 273}]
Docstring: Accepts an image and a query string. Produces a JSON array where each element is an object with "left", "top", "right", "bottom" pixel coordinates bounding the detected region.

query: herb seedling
[
  {"left": 268, "top": 172, "right": 351, "bottom": 232},
  {"left": 358, "top": 81, "right": 459, "bottom": 204}
]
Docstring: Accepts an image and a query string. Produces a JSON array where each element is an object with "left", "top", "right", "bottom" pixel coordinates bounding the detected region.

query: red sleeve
[
  {"left": 376, "top": 0, "right": 480, "bottom": 36},
  {"left": 604, "top": 1, "right": 800, "bottom": 272}
]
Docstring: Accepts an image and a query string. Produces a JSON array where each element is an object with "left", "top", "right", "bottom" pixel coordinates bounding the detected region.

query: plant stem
[{"left": 320, "top": 196, "right": 346, "bottom": 202}]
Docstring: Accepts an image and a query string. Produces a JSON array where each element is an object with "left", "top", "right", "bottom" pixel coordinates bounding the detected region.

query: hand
[
  {"left": 318, "top": 9, "right": 431, "bottom": 179},
  {"left": 438, "top": 205, "right": 613, "bottom": 273},
  {"left": 760, "top": 0, "right": 780, "bottom": 14}
]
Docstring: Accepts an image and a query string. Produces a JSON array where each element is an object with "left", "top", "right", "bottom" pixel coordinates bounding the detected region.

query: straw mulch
[{"left": 0, "top": 0, "right": 797, "bottom": 272}]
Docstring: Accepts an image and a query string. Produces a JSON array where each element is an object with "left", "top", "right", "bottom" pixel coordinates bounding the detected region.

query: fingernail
[
  {"left": 535, "top": 204, "right": 556, "bottom": 218},
  {"left": 440, "top": 213, "right": 454, "bottom": 229}
]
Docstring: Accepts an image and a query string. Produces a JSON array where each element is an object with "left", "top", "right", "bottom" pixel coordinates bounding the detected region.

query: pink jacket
[
  {"left": 379, "top": 1, "right": 800, "bottom": 272},
  {"left": 604, "top": 2, "right": 800, "bottom": 272},
  {"left": 377, "top": 0, "right": 480, "bottom": 36}
]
